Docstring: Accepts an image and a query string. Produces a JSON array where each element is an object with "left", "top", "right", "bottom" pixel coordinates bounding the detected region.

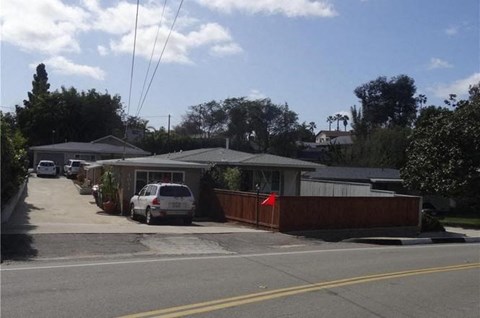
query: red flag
[{"left": 261, "top": 193, "right": 276, "bottom": 206}]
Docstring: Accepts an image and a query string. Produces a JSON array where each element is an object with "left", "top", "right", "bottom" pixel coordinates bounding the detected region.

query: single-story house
[
  {"left": 155, "top": 148, "right": 323, "bottom": 196},
  {"left": 30, "top": 135, "right": 150, "bottom": 172},
  {"left": 90, "top": 147, "right": 322, "bottom": 214},
  {"left": 91, "top": 156, "right": 208, "bottom": 214}
]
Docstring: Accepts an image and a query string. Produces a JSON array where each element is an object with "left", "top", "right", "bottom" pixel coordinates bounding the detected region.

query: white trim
[{"left": 134, "top": 169, "right": 186, "bottom": 193}]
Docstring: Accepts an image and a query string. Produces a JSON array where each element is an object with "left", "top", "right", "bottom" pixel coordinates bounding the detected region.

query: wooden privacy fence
[{"left": 212, "top": 189, "right": 421, "bottom": 232}]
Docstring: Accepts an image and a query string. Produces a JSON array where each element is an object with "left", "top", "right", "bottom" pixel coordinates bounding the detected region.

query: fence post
[{"left": 255, "top": 184, "right": 260, "bottom": 228}]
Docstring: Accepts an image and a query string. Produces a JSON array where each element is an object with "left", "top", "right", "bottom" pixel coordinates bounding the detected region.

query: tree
[
  {"left": 342, "top": 115, "right": 349, "bottom": 131},
  {"left": 401, "top": 82, "right": 480, "bottom": 201},
  {"left": 176, "top": 101, "right": 227, "bottom": 138},
  {"left": 352, "top": 75, "right": 418, "bottom": 135},
  {"left": 1, "top": 112, "right": 28, "bottom": 202},
  {"left": 25, "top": 63, "right": 50, "bottom": 108},
  {"left": 329, "top": 127, "right": 411, "bottom": 168},
  {"left": 16, "top": 63, "right": 52, "bottom": 145},
  {"left": 326, "top": 116, "right": 335, "bottom": 131},
  {"left": 15, "top": 65, "right": 126, "bottom": 146}
]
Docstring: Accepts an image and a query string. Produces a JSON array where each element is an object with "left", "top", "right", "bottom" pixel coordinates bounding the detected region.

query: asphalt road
[{"left": 2, "top": 243, "right": 479, "bottom": 318}]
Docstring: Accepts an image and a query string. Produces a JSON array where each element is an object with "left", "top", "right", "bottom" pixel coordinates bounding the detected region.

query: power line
[
  {"left": 126, "top": 0, "right": 141, "bottom": 117},
  {"left": 135, "top": 0, "right": 168, "bottom": 117},
  {"left": 123, "top": 0, "right": 141, "bottom": 159},
  {"left": 135, "top": 0, "right": 184, "bottom": 118}
]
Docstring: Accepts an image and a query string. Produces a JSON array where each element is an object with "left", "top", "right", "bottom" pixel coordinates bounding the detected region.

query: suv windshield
[{"left": 159, "top": 186, "right": 191, "bottom": 197}]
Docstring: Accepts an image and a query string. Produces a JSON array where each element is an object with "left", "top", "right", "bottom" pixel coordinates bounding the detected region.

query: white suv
[
  {"left": 36, "top": 160, "right": 57, "bottom": 177},
  {"left": 64, "top": 159, "right": 84, "bottom": 178},
  {"left": 129, "top": 183, "right": 196, "bottom": 225}
]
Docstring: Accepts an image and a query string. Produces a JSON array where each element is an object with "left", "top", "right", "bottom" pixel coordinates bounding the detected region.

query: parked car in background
[
  {"left": 64, "top": 159, "right": 85, "bottom": 179},
  {"left": 36, "top": 160, "right": 57, "bottom": 177},
  {"left": 129, "top": 183, "right": 196, "bottom": 225},
  {"left": 422, "top": 202, "right": 439, "bottom": 217}
]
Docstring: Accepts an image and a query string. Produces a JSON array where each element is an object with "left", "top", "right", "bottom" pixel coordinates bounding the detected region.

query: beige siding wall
[{"left": 282, "top": 170, "right": 299, "bottom": 196}]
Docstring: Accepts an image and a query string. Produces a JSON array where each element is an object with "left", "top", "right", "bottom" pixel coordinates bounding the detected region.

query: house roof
[
  {"left": 97, "top": 157, "right": 208, "bottom": 169},
  {"left": 304, "top": 166, "right": 402, "bottom": 182},
  {"left": 156, "top": 148, "right": 322, "bottom": 170},
  {"left": 91, "top": 135, "right": 144, "bottom": 151},
  {"left": 315, "top": 130, "right": 352, "bottom": 138},
  {"left": 30, "top": 141, "right": 150, "bottom": 156}
]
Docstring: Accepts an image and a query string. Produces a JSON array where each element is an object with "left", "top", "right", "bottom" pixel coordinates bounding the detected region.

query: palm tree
[
  {"left": 334, "top": 114, "right": 343, "bottom": 131},
  {"left": 326, "top": 116, "right": 335, "bottom": 131},
  {"left": 342, "top": 115, "right": 350, "bottom": 131}
]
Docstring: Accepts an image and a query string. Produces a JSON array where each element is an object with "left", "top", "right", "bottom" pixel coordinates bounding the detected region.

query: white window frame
[{"left": 134, "top": 170, "right": 185, "bottom": 193}]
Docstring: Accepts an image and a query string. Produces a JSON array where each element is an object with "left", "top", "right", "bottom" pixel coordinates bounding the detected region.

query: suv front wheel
[
  {"left": 145, "top": 208, "right": 154, "bottom": 225},
  {"left": 130, "top": 204, "right": 137, "bottom": 221}
]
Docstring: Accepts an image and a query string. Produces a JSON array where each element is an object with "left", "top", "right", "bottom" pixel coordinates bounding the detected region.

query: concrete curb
[{"left": 347, "top": 236, "right": 480, "bottom": 245}]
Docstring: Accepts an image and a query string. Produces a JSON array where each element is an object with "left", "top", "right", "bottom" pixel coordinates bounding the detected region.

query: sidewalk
[{"left": 347, "top": 226, "right": 480, "bottom": 245}]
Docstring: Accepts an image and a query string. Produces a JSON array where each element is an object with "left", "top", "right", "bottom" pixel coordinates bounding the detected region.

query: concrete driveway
[{"left": 3, "top": 174, "right": 263, "bottom": 235}]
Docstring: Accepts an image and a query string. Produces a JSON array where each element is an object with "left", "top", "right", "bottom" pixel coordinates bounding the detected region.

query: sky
[{"left": 1, "top": 0, "right": 479, "bottom": 131}]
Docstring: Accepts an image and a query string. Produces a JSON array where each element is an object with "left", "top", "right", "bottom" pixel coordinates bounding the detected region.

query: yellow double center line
[{"left": 119, "top": 263, "right": 480, "bottom": 318}]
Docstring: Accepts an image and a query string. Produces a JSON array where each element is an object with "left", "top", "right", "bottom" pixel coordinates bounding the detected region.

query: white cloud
[
  {"left": 110, "top": 23, "right": 240, "bottom": 64},
  {"left": 430, "top": 73, "right": 480, "bottom": 98},
  {"left": 445, "top": 26, "right": 458, "bottom": 36},
  {"left": 428, "top": 57, "right": 453, "bottom": 70},
  {"left": 196, "top": 0, "right": 338, "bottom": 17},
  {"left": 0, "top": 0, "right": 89, "bottom": 54},
  {"left": 210, "top": 43, "right": 243, "bottom": 56},
  {"left": 31, "top": 56, "right": 106, "bottom": 80},
  {"left": 97, "top": 45, "right": 109, "bottom": 56},
  {"left": 1, "top": 0, "right": 243, "bottom": 69},
  {"left": 85, "top": 0, "right": 168, "bottom": 35},
  {"left": 247, "top": 89, "right": 267, "bottom": 100}
]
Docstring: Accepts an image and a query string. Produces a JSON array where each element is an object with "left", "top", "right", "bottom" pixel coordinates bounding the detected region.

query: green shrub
[
  {"left": 223, "top": 167, "right": 241, "bottom": 191},
  {"left": 421, "top": 213, "right": 445, "bottom": 232},
  {"left": 1, "top": 114, "right": 27, "bottom": 203}
]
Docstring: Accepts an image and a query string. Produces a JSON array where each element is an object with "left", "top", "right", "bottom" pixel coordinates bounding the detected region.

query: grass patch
[{"left": 440, "top": 216, "right": 480, "bottom": 229}]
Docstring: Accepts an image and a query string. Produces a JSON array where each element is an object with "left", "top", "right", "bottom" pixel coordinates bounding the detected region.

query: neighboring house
[
  {"left": 302, "top": 166, "right": 405, "bottom": 194},
  {"left": 315, "top": 130, "right": 352, "bottom": 144},
  {"left": 93, "top": 157, "right": 208, "bottom": 214},
  {"left": 297, "top": 132, "right": 353, "bottom": 163},
  {"left": 155, "top": 148, "right": 323, "bottom": 196},
  {"left": 30, "top": 135, "right": 150, "bottom": 173}
]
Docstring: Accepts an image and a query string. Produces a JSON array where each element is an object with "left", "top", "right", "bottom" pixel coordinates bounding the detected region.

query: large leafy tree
[
  {"left": 352, "top": 75, "right": 418, "bottom": 135},
  {"left": 174, "top": 97, "right": 310, "bottom": 156},
  {"left": 401, "top": 83, "right": 480, "bottom": 200},
  {"left": 15, "top": 65, "right": 125, "bottom": 145},
  {"left": 334, "top": 74, "right": 420, "bottom": 168},
  {"left": 175, "top": 101, "right": 227, "bottom": 138}
]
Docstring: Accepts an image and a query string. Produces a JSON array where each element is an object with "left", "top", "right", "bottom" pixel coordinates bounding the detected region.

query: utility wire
[
  {"left": 135, "top": 0, "right": 184, "bottom": 118},
  {"left": 123, "top": 0, "right": 140, "bottom": 159},
  {"left": 126, "top": 0, "right": 141, "bottom": 118},
  {"left": 135, "top": 0, "right": 168, "bottom": 117}
]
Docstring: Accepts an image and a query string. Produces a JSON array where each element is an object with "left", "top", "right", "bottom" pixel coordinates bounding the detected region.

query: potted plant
[{"left": 100, "top": 168, "right": 118, "bottom": 214}]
